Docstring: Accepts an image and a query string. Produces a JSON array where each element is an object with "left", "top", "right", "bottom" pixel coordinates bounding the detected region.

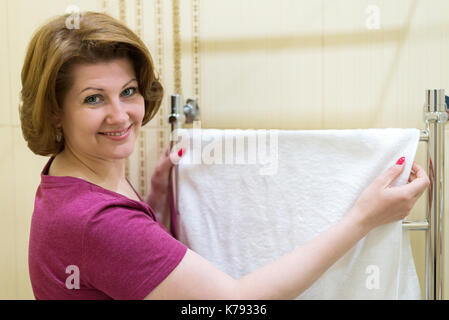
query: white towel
[{"left": 176, "top": 128, "right": 421, "bottom": 299}]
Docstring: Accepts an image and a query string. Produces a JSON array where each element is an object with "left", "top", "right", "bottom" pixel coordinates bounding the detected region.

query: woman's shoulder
[
  {"left": 37, "top": 153, "right": 157, "bottom": 220},
  {"left": 47, "top": 153, "right": 86, "bottom": 180},
  {"left": 37, "top": 174, "right": 156, "bottom": 221},
  {"left": 33, "top": 180, "right": 156, "bottom": 241}
]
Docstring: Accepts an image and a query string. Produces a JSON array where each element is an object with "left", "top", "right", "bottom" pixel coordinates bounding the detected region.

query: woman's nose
[{"left": 105, "top": 99, "right": 129, "bottom": 123}]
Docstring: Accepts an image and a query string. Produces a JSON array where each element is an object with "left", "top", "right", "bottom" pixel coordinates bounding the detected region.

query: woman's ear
[{"left": 51, "top": 112, "right": 63, "bottom": 128}]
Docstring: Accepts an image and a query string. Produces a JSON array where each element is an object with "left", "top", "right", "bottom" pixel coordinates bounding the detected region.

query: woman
[{"left": 20, "top": 12, "right": 430, "bottom": 300}]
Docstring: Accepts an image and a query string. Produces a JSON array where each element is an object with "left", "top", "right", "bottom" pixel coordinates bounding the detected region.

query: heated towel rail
[{"left": 167, "top": 89, "right": 448, "bottom": 300}]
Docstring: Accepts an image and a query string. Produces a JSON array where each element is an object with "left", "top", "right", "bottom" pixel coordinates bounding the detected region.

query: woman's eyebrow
[{"left": 79, "top": 78, "right": 138, "bottom": 95}]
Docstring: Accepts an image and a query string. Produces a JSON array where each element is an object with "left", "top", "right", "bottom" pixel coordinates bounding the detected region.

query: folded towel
[{"left": 176, "top": 128, "right": 421, "bottom": 299}]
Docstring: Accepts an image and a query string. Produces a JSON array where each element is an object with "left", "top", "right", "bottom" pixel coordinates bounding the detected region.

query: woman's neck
[{"left": 55, "top": 147, "right": 127, "bottom": 190}]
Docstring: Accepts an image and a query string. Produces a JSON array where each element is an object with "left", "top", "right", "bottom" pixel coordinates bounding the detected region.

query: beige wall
[{"left": 0, "top": 0, "right": 448, "bottom": 299}]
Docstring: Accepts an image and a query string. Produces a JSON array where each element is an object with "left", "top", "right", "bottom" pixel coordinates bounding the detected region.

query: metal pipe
[
  {"left": 402, "top": 220, "right": 429, "bottom": 230},
  {"left": 424, "top": 89, "right": 447, "bottom": 300},
  {"left": 168, "top": 94, "right": 181, "bottom": 239},
  {"left": 167, "top": 94, "right": 200, "bottom": 238},
  {"left": 420, "top": 130, "right": 429, "bottom": 142}
]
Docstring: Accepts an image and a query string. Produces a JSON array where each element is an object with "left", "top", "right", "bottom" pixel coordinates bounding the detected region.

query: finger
[
  {"left": 391, "top": 161, "right": 429, "bottom": 198},
  {"left": 377, "top": 157, "right": 406, "bottom": 188},
  {"left": 410, "top": 161, "right": 417, "bottom": 175},
  {"left": 154, "top": 147, "right": 179, "bottom": 174},
  {"left": 408, "top": 162, "right": 427, "bottom": 184},
  {"left": 156, "top": 147, "right": 169, "bottom": 165},
  {"left": 408, "top": 163, "right": 417, "bottom": 183},
  {"left": 398, "top": 174, "right": 430, "bottom": 199},
  {"left": 411, "top": 162, "right": 427, "bottom": 180},
  {"left": 169, "top": 147, "right": 186, "bottom": 166},
  {"left": 408, "top": 172, "right": 416, "bottom": 183}
]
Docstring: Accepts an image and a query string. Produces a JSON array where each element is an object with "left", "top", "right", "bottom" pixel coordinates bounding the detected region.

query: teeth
[
  {"left": 102, "top": 128, "right": 128, "bottom": 136},
  {"left": 104, "top": 132, "right": 124, "bottom": 136}
]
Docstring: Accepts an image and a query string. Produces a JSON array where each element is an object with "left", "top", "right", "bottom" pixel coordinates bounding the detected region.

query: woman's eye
[
  {"left": 121, "top": 87, "right": 137, "bottom": 97},
  {"left": 83, "top": 87, "right": 137, "bottom": 105},
  {"left": 84, "top": 95, "right": 102, "bottom": 105}
]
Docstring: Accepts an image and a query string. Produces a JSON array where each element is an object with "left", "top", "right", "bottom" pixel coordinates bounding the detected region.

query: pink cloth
[{"left": 28, "top": 156, "right": 187, "bottom": 300}]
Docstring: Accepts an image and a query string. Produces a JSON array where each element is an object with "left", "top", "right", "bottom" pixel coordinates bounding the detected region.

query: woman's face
[{"left": 59, "top": 58, "right": 145, "bottom": 161}]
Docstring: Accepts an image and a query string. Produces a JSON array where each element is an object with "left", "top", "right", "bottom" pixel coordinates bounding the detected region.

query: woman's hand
[
  {"left": 347, "top": 158, "right": 430, "bottom": 231},
  {"left": 146, "top": 147, "right": 185, "bottom": 223}
]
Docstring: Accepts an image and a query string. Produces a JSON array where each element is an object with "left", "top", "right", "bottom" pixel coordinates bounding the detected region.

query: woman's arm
[
  {"left": 237, "top": 208, "right": 368, "bottom": 299},
  {"left": 146, "top": 147, "right": 184, "bottom": 229},
  {"left": 145, "top": 160, "right": 430, "bottom": 300},
  {"left": 146, "top": 188, "right": 170, "bottom": 227},
  {"left": 145, "top": 209, "right": 368, "bottom": 300}
]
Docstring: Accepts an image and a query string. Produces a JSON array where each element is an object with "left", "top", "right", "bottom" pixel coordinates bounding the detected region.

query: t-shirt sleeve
[{"left": 83, "top": 205, "right": 188, "bottom": 300}]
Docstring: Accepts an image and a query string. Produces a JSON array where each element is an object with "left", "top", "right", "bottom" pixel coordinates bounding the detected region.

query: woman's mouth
[{"left": 98, "top": 124, "right": 133, "bottom": 140}]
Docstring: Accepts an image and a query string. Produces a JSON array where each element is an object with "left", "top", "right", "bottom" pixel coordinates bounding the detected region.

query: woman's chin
[{"left": 102, "top": 144, "right": 136, "bottom": 160}]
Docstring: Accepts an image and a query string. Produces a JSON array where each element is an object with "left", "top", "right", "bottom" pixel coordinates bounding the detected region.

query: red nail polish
[
  {"left": 178, "top": 148, "right": 184, "bottom": 157},
  {"left": 396, "top": 157, "right": 405, "bottom": 165}
]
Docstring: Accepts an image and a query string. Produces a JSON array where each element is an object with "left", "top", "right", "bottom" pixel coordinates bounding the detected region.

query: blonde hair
[{"left": 19, "top": 11, "right": 163, "bottom": 156}]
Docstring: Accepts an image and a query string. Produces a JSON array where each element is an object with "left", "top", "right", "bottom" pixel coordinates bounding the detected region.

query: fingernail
[
  {"left": 396, "top": 157, "right": 405, "bottom": 165},
  {"left": 178, "top": 148, "right": 184, "bottom": 157}
]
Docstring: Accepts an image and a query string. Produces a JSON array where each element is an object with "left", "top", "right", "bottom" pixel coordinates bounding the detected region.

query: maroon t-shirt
[{"left": 28, "top": 156, "right": 187, "bottom": 299}]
